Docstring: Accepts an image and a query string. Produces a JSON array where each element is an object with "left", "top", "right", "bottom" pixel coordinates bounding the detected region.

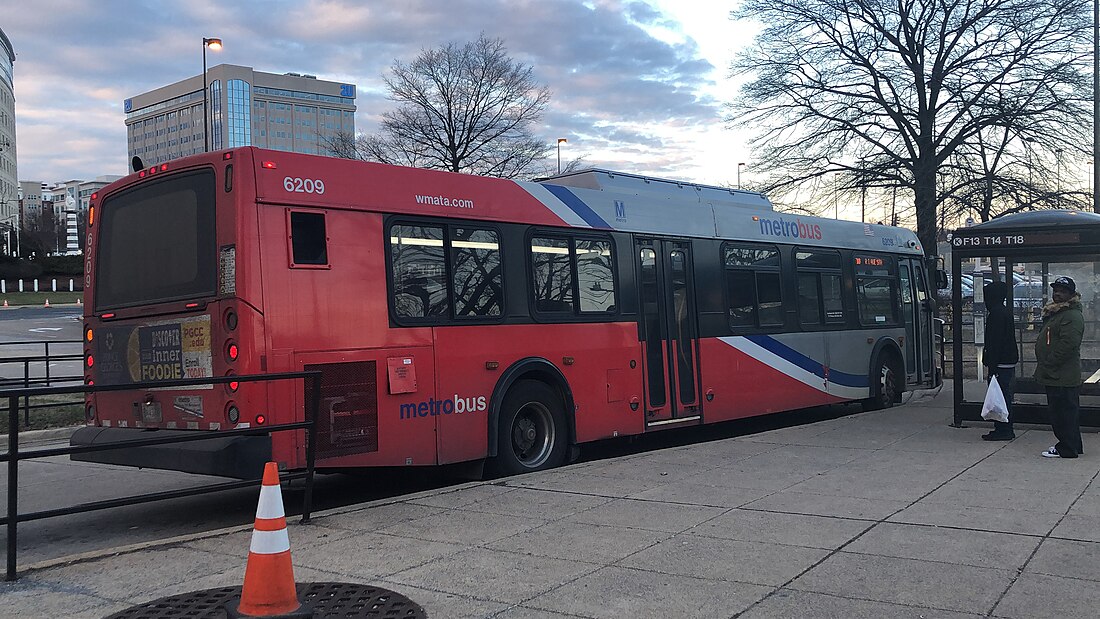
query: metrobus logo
[
  {"left": 756, "top": 216, "right": 823, "bottom": 240},
  {"left": 399, "top": 393, "right": 487, "bottom": 419}
]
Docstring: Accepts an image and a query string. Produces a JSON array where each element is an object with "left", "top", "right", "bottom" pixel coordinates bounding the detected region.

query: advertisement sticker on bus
[{"left": 96, "top": 315, "right": 213, "bottom": 387}]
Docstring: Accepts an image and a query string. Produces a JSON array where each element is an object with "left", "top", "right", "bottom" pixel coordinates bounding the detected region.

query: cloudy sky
[{"left": 3, "top": 0, "right": 759, "bottom": 188}]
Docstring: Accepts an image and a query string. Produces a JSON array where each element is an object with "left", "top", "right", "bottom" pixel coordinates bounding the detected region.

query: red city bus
[{"left": 74, "top": 147, "right": 940, "bottom": 478}]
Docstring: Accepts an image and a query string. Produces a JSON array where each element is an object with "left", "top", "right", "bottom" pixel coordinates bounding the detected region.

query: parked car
[
  {"left": 936, "top": 275, "right": 974, "bottom": 309},
  {"left": 1013, "top": 281, "right": 1046, "bottom": 320}
]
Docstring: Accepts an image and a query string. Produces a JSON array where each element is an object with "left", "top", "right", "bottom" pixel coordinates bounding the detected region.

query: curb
[{"left": 4, "top": 425, "right": 80, "bottom": 447}]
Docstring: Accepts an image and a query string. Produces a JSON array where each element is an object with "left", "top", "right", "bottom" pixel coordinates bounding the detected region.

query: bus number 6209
[{"left": 283, "top": 176, "right": 326, "bottom": 194}]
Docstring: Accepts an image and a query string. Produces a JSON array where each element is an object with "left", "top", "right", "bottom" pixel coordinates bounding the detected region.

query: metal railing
[
  {"left": 0, "top": 339, "right": 83, "bottom": 428},
  {"left": 1, "top": 370, "right": 321, "bottom": 581}
]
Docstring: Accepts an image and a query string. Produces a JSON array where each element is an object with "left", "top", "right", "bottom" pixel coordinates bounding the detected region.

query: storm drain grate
[{"left": 104, "top": 582, "right": 426, "bottom": 618}]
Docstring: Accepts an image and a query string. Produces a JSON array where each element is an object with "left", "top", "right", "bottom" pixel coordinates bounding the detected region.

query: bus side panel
[
  {"left": 433, "top": 322, "right": 643, "bottom": 464},
  {"left": 826, "top": 329, "right": 904, "bottom": 392},
  {"left": 257, "top": 206, "right": 443, "bottom": 468},
  {"left": 698, "top": 335, "right": 847, "bottom": 421},
  {"left": 258, "top": 208, "right": 433, "bottom": 352},
  {"left": 234, "top": 151, "right": 265, "bottom": 314},
  {"left": 291, "top": 347, "right": 438, "bottom": 468}
]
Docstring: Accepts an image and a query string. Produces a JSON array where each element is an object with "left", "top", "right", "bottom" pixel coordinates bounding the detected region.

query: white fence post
[
  {"left": 33, "top": 279, "right": 39, "bottom": 292},
  {"left": 18, "top": 280, "right": 23, "bottom": 292},
  {"left": 52, "top": 279, "right": 57, "bottom": 292},
  {"left": 1, "top": 280, "right": 5, "bottom": 294},
  {"left": 69, "top": 279, "right": 74, "bottom": 292}
]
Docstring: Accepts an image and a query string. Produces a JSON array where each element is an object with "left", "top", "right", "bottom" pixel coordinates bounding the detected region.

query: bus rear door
[{"left": 636, "top": 238, "right": 701, "bottom": 424}]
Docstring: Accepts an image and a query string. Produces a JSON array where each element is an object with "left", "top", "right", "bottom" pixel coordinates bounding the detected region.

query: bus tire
[
  {"left": 490, "top": 380, "right": 568, "bottom": 477},
  {"left": 863, "top": 353, "right": 901, "bottom": 411}
]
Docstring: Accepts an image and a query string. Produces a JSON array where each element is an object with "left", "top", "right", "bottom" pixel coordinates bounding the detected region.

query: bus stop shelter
[{"left": 950, "top": 210, "right": 1100, "bottom": 427}]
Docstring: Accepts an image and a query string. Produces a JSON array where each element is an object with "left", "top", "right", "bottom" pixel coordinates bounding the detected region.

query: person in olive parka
[
  {"left": 982, "top": 280, "right": 1018, "bottom": 440},
  {"left": 1034, "top": 276, "right": 1085, "bottom": 458}
]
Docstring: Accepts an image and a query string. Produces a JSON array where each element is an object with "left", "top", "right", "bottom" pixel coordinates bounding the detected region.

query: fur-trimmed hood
[{"left": 1042, "top": 293, "right": 1082, "bottom": 319}]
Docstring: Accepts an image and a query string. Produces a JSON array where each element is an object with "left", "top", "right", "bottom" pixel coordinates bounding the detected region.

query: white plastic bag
[{"left": 981, "top": 376, "right": 1009, "bottom": 423}]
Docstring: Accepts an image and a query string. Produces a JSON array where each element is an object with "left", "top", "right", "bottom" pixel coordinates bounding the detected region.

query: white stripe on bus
[{"left": 717, "top": 336, "right": 868, "bottom": 400}]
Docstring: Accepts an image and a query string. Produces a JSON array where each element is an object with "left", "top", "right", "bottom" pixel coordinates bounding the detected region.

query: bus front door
[
  {"left": 636, "top": 239, "right": 701, "bottom": 425},
  {"left": 900, "top": 257, "right": 936, "bottom": 387}
]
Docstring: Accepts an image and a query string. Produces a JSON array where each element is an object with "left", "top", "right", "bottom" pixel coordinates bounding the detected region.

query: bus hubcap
[{"left": 512, "top": 402, "right": 553, "bottom": 467}]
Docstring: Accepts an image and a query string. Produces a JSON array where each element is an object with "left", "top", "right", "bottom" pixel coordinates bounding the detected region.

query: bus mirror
[
  {"left": 936, "top": 269, "right": 948, "bottom": 290},
  {"left": 931, "top": 255, "right": 948, "bottom": 289}
]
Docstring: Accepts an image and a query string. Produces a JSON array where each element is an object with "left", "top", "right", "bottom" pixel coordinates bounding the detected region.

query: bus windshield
[{"left": 94, "top": 169, "right": 218, "bottom": 310}]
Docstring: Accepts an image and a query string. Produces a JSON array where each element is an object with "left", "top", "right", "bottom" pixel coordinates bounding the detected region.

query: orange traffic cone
[
  {"left": 236, "top": 462, "right": 301, "bottom": 617},
  {"left": 43, "top": 299, "right": 50, "bottom": 308},
  {"left": 2, "top": 300, "right": 6, "bottom": 307}
]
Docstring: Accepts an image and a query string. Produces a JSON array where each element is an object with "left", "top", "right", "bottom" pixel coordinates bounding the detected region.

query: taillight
[
  {"left": 224, "top": 308, "right": 238, "bottom": 331},
  {"left": 226, "top": 341, "right": 239, "bottom": 362},
  {"left": 86, "top": 354, "right": 94, "bottom": 368},
  {"left": 225, "top": 371, "right": 238, "bottom": 394},
  {"left": 85, "top": 405, "right": 95, "bottom": 422},
  {"left": 255, "top": 414, "right": 266, "bottom": 425},
  {"left": 226, "top": 403, "right": 240, "bottom": 424}
]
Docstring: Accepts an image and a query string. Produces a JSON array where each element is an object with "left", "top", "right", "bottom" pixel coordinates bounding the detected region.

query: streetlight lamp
[
  {"left": 737, "top": 162, "right": 746, "bottom": 189},
  {"left": 556, "top": 138, "right": 567, "bottom": 174},
  {"left": 202, "top": 37, "right": 223, "bottom": 152}
]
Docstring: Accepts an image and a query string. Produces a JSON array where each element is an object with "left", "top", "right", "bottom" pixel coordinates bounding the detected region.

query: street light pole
[
  {"left": 556, "top": 138, "right": 567, "bottom": 174},
  {"left": 834, "top": 171, "right": 839, "bottom": 219},
  {"left": 0, "top": 214, "right": 19, "bottom": 259},
  {"left": 1094, "top": 0, "right": 1099, "bottom": 212},
  {"left": 202, "top": 37, "right": 223, "bottom": 152},
  {"left": 737, "top": 162, "right": 746, "bottom": 189},
  {"left": 1089, "top": 160, "right": 1094, "bottom": 203},
  {"left": 1023, "top": 137, "right": 1036, "bottom": 207}
]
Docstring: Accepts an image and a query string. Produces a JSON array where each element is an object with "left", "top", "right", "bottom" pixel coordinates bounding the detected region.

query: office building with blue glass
[{"left": 125, "top": 64, "right": 356, "bottom": 167}]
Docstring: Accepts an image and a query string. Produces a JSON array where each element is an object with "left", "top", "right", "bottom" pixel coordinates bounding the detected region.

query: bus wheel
[
  {"left": 492, "top": 380, "right": 568, "bottom": 476},
  {"left": 863, "top": 355, "right": 900, "bottom": 411}
]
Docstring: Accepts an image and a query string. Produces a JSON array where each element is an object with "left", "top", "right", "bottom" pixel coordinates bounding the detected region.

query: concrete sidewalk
[{"left": 2, "top": 388, "right": 1098, "bottom": 618}]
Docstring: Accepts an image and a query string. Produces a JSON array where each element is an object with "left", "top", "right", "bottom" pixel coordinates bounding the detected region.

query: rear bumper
[{"left": 70, "top": 426, "right": 272, "bottom": 479}]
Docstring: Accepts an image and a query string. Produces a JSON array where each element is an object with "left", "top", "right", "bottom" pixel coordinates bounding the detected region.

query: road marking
[{"left": 29, "top": 328, "right": 64, "bottom": 333}]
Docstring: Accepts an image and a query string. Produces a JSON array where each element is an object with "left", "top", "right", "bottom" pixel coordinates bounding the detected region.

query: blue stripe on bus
[
  {"left": 543, "top": 185, "right": 612, "bottom": 229},
  {"left": 746, "top": 335, "right": 869, "bottom": 388}
]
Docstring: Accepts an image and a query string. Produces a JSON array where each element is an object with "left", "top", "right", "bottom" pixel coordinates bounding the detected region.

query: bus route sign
[{"left": 952, "top": 231, "right": 1081, "bottom": 248}]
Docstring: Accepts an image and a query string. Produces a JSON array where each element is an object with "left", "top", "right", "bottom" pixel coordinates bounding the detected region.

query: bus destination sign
[{"left": 952, "top": 231, "right": 1081, "bottom": 248}]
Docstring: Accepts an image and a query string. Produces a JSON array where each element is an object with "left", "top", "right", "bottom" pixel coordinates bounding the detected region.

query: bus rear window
[{"left": 95, "top": 170, "right": 217, "bottom": 310}]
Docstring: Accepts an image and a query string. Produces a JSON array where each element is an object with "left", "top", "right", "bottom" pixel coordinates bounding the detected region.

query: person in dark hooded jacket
[{"left": 982, "top": 280, "right": 1018, "bottom": 440}]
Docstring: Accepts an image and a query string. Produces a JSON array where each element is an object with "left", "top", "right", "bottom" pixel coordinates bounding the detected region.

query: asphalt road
[{"left": 0, "top": 304, "right": 84, "bottom": 385}]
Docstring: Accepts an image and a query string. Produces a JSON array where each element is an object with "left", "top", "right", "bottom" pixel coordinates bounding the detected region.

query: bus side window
[
  {"left": 531, "top": 236, "right": 574, "bottom": 314},
  {"left": 796, "top": 249, "right": 844, "bottom": 327},
  {"left": 391, "top": 224, "right": 448, "bottom": 319},
  {"left": 577, "top": 238, "right": 616, "bottom": 313},
  {"left": 289, "top": 211, "right": 328, "bottom": 266},
  {"left": 723, "top": 243, "right": 782, "bottom": 329}
]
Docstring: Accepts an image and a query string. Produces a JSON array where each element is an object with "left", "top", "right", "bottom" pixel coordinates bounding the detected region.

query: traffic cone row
[{"left": 236, "top": 462, "right": 301, "bottom": 617}]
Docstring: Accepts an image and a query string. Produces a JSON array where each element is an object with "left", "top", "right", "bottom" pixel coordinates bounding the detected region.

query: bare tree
[
  {"left": 730, "top": 0, "right": 1091, "bottom": 255},
  {"left": 320, "top": 130, "right": 366, "bottom": 160},
  {"left": 365, "top": 35, "right": 553, "bottom": 179}
]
